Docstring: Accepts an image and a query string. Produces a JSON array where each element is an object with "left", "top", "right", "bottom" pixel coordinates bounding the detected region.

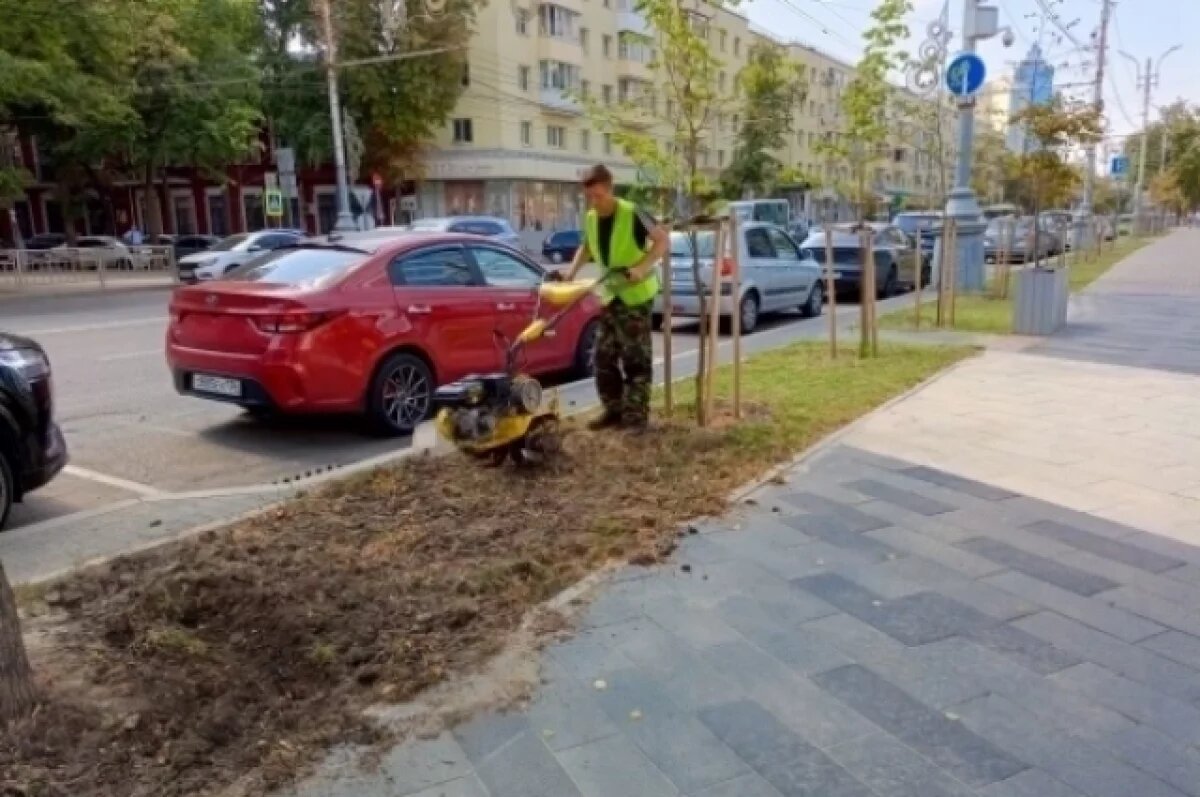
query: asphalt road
[{"left": 1, "top": 283, "right": 877, "bottom": 531}]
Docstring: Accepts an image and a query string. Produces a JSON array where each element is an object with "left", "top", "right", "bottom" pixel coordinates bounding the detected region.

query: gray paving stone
[
  {"left": 400, "top": 775, "right": 491, "bottom": 797},
  {"left": 960, "top": 537, "right": 1119, "bottom": 597},
  {"left": 688, "top": 773, "right": 786, "bottom": 797},
  {"left": 981, "top": 769, "right": 1086, "bottom": 797},
  {"left": 1102, "top": 585, "right": 1200, "bottom": 637},
  {"left": 955, "top": 693, "right": 1189, "bottom": 797},
  {"left": 548, "top": 627, "right": 640, "bottom": 683},
  {"left": 844, "top": 478, "right": 957, "bottom": 515},
  {"left": 1140, "top": 631, "right": 1200, "bottom": 669},
  {"left": 643, "top": 598, "right": 743, "bottom": 648},
  {"left": 869, "top": 503, "right": 981, "bottom": 544},
  {"left": 791, "top": 572, "right": 885, "bottom": 616},
  {"left": 838, "top": 446, "right": 921, "bottom": 471},
  {"left": 828, "top": 559, "right": 933, "bottom": 600},
  {"left": 715, "top": 597, "right": 851, "bottom": 676},
  {"left": 471, "top": 728, "right": 582, "bottom": 797},
  {"left": 525, "top": 661, "right": 620, "bottom": 752},
  {"left": 714, "top": 593, "right": 837, "bottom": 640},
  {"left": 379, "top": 733, "right": 473, "bottom": 796},
  {"left": 1057, "top": 550, "right": 1200, "bottom": 606},
  {"left": 935, "top": 509, "right": 1077, "bottom": 558},
  {"left": 965, "top": 620, "right": 1082, "bottom": 675},
  {"left": 866, "top": 525, "right": 1006, "bottom": 579},
  {"left": 1014, "top": 612, "right": 1200, "bottom": 703},
  {"left": 777, "top": 491, "right": 890, "bottom": 532},
  {"left": 779, "top": 514, "right": 901, "bottom": 560},
  {"left": 589, "top": 667, "right": 684, "bottom": 722},
  {"left": 811, "top": 664, "right": 1027, "bottom": 786},
  {"left": 699, "top": 639, "right": 880, "bottom": 749},
  {"left": 868, "top": 590, "right": 992, "bottom": 646},
  {"left": 1049, "top": 661, "right": 1200, "bottom": 747},
  {"left": 1165, "top": 564, "right": 1200, "bottom": 586},
  {"left": 555, "top": 733, "right": 681, "bottom": 797},
  {"left": 721, "top": 537, "right": 888, "bottom": 581},
  {"left": 1118, "top": 535, "right": 1200, "bottom": 569},
  {"left": 937, "top": 579, "right": 1041, "bottom": 622},
  {"left": 1023, "top": 519, "right": 1186, "bottom": 573},
  {"left": 668, "top": 558, "right": 828, "bottom": 611},
  {"left": 619, "top": 712, "right": 751, "bottom": 793},
  {"left": 826, "top": 731, "right": 979, "bottom": 797},
  {"left": 698, "top": 700, "right": 874, "bottom": 797},
  {"left": 983, "top": 571, "right": 1165, "bottom": 643},
  {"left": 998, "top": 497, "right": 1143, "bottom": 541},
  {"left": 453, "top": 712, "right": 531, "bottom": 765},
  {"left": 1102, "top": 724, "right": 1200, "bottom": 797},
  {"left": 900, "top": 465, "right": 1018, "bottom": 500}
]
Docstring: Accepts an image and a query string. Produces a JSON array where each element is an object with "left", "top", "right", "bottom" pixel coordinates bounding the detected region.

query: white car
[
  {"left": 177, "top": 229, "right": 305, "bottom": 283},
  {"left": 655, "top": 222, "right": 824, "bottom": 334}
]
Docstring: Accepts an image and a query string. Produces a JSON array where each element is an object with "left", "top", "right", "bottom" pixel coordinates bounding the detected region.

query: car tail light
[
  {"left": 252, "top": 310, "right": 342, "bottom": 334},
  {"left": 718, "top": 256, "right": 735, "bottom": 277}
]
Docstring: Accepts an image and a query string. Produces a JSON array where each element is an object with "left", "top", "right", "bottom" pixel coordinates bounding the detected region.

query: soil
[{"left": 2, "top": 415, "right": 776, "bottom": 797}]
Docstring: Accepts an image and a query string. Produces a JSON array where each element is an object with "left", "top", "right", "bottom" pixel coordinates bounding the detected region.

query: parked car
[
  {"left": 798, "top": 223, "right": 930, "bottom": 298},
  {"left": 0, "top": 333, "right": 68, "bottom": 529},
  {"left": 171, "top": 234, "right": 222, "bottom": 262},
  {"left": 176, "top": 229, "right": 306, "bottom": 283},
  {"left": 542, "top": 229, "right": 582, "bottom": 264},
  {"left": 24, "top": 233, "right": 66, "bottom": 250},
  {"left": 655, "top": 222, "right": 824, "bottom": 334},
  {"left": 787, "top": 219, "right": 811, "bottom": 244},
  {"left": 1117, "top": 214, "right": 1134, "bottom": 236},
  {"left": 983, "top": 218, "right": 1058, "bottom": 263},
  {"left": 74, "top": 235, "right": 149, "bottom": 269},
  {"left": 407, "top": 216, "right": 523, "bottom": 250},
  {"left": 166, "top": 233, "right": 600, "bottom": 435},
  {"left": 892, "top": 211, "right": 942, "bottom": 257},
  {"left": 1040, "top": 210, "right": 1075, "bottom": 249}
]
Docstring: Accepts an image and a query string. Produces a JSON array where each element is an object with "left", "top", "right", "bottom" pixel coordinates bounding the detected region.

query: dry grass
[{"left": 2, "top": 341, "right": 972, "bottom": 797}]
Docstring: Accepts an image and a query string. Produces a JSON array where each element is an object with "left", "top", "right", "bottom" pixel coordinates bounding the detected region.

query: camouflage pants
[{"left": 595, "top": 299, "right": 653, "bottom": 422}]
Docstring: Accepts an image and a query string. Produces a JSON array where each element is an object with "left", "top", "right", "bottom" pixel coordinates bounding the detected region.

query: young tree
[
  {"left": 818, "top": 0, "right": 912, "bottom": 356},
  {"left": 720, "top": 41, "right": 806, "bottom": 199},
  {"left": 582, "top": 0, "right": 734, "bottom": 425},
  {"left": 1008, "top": 96, "right": 1102, "bottom": 229}
]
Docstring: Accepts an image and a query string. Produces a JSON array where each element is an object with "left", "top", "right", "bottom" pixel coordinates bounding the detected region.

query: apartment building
[{"left": 415, "top": 0, "right": 949, "bottom": 237}]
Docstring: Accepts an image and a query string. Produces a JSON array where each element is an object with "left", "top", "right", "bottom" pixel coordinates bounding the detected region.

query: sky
[{"left": 742, "top": 0, "right": 1198, "bottom": 142}]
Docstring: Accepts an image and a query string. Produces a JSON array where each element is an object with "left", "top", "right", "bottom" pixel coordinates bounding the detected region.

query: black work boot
[
  {"left": 587, "top": 410, "right": 624, "bottom": 431},
  {"left": 622, "top": 415, "right": 651, "bottom": 435}
]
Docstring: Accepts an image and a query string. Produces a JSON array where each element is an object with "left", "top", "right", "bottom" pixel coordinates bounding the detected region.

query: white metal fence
[{"left": 0, "top": 246, "right": 179, "bottom": 292}]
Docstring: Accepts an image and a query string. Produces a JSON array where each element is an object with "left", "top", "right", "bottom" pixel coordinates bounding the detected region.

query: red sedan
[{"left": 166, "top": 232, "right": 601, "bottom": 435}]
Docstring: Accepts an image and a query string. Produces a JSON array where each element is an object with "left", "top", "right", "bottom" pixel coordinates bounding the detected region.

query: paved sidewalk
[{"left": 284, "top": 229, "right": 1200, "bottom": 797}]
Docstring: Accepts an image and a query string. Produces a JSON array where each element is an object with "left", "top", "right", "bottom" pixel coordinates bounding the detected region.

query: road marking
[
  {"left": 18, "top": 316, "right": 165, "bottom": 336},
  {"left": 99, "top": 348, "right": 163, "bottom": 362},
  {"left": 63, "top": 466, "right": 167, "bottom": 498}
]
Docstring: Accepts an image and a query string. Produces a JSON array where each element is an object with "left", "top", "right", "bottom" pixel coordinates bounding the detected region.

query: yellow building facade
[{"left": 415, "top": 0, "right": 950, "bottom": 237}]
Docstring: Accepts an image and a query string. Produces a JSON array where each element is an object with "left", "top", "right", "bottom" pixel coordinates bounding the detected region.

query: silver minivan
[{"left": 654, "top": 222, "right": 824, "bottom": 333}]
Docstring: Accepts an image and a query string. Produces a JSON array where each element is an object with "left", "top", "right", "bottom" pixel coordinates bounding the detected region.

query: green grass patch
[{"left": 878, "top": 235, "right": 1156, "bottom": 335}]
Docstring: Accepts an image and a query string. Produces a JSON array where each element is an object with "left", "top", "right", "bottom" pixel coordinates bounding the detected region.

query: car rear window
[
  {"left": 225, "top": 248, "right": 368, "bottom": 286},
  {"left": 670, "top": 231, "right": 718, "bottom": 257}
]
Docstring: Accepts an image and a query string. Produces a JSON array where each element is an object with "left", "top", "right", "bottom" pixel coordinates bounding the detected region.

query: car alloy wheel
[
  {"left": 804, "top": 282, "right": 823, "bottom": 317},
  {"left": 740, "top": 293, "right": 759, "bottom": 334},
  {"left": 381, "top": 362, "right": 431, "bottom": 432}
]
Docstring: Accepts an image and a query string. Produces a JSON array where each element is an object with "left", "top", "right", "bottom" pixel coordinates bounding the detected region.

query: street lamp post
[
  {"left": 1121, "top": 44, "right": 1181, "bottom": 235},
  {"left": 943, "top": 0, "right": 1009, "bottom": 292},
  {"left": 317, "top": 0, "right": 359, "bottom": 233}
]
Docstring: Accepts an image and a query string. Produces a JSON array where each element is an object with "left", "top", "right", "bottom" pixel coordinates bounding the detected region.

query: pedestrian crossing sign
[{"left": 266, "top": 189, "right": 284, "bottom": 218}]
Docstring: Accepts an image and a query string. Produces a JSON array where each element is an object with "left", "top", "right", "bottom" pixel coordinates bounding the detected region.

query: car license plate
[
  {"left": 671, "top": 304, "right": 686, "bottom": 314},
  {"left": 192, "top": 373, "right": 241, "bottom": 397}
]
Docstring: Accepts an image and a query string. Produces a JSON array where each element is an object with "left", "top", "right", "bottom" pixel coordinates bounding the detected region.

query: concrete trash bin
[{"left": 1012, "top": 265, "right": 1069, "bottom": 335}]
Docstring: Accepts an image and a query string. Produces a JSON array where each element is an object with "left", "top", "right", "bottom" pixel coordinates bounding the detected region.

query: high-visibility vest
[{"left": 584, "top": 198, "right": 660, "bottom": 307}]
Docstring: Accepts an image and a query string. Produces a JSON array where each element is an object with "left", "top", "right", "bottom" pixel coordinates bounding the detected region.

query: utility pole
[
  {"left": 315, "top": 0, "right": 358, "bottom": 233},
  {"left": 1122, "top": 45, "right": 1182, "bottom": 234},
  {"left": 1074, "top": 0, "right": 1110, "bottom": 248}
]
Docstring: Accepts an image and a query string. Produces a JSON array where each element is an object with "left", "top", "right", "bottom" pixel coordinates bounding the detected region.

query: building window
[
  {"left": 719, "top": 29, "right": 727, "bottom": 51},
  {"left": 538, "top": 4, "right": 578, "bottom": 39},
  {"left": 452, "top": 118, "right": 473, "bottom": 143},
  {"left": 519, "top": 65, "right": 530, "bottom": 91},
  {"left": 547, "top": 125, "right": 566, "bottom": 149},
  {"left": 666, "top": 99, "right": 675, "bottom": 118},
  {"left": 580, "top": 79, "right": 591, "bottom": 98},
  {"left": 618, "top": 32, "right": 652, "bottom": 63},
  {"left": 718, "top": 150, "right": 725, "bottom": 167},
  {"left": 733, "top": 36, "right": 740, "bottom": 56},
  {"left": 580, "top": 27, "right": 589, "bottom": 51},
  {"left": 540, "top": 60, "right": 581, "bottom": 91},
  {"left": 732, "top": 114, "right": 739, "bottom": 130},
  {"left": 461, "top": 62, "right": 470, "bottom": 87},
  {"left": 718, "top": 71, "right": 726, "bottom": 92},
  {"left": 602, "top": 84, "right": 613, "bottom": 104},
  {"left": 717, "top": 113, "right": 725, "bottom": 131},
  {"left": 516, "top": 8, "right": 529, "bottom": 34},
  {"left": 581, "top": 129, "right": 590, "bottom": 151},
  {"left": 602, "top": 34, "right": 612, "bottom": 57},
  {"left": 604, "top": 133, "right": 612, "bottom": 154},
  {"left": 521, "top": 121, "right": 532, "bottom": 146}
]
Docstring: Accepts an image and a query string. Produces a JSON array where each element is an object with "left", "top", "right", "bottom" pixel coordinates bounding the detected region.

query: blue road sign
[
  {"left": 945, "top": 52, "right": 987, "bottom": 97},
  {"left": 1111, "top": 155, "right": 1129, "bottom": 176}
]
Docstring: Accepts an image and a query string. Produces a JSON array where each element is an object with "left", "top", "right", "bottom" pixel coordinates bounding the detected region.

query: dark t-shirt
[{"left": 595, "top": 205, "right": 655, "bottom": 267}]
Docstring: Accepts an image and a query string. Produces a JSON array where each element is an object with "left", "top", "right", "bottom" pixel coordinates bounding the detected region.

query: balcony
[
  {"left": 539, "top": 87, "right": 583, "bottom": 116},
  {"left": 616, "top": 0, "right": 650, "bottom": 35},
  {"left": 616, "top": 57, "right": 651, "bottom": 80}
]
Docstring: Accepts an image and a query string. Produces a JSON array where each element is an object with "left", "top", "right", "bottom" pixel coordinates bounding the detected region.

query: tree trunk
[
  {"left": 0, "top": 561, "right": 36, "bottom": 723},
  {"left": 160, "top": 171, "right": 173, "bottom": 235},
  {"left": 143, "top": 164, "right": 164, "bottom": 238}
]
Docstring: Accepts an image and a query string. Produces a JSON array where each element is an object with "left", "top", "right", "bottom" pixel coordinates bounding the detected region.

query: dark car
[
  {"left": 893, "top": 211, "right": 942, "bottom": 257},
  {"left": 25, "top": 233, "right": 67, "bottom": 251},
  {"left": 0, "top": 333, "right": 68, "bottom": 528},
  {"left": 984, "top": 218, "right": 1058, "bottom": 263},
  {"left": 542, "top": 229, "right": 582, "bottom": 264},
  {"left": 171, "top": 234, "right": 221, "bottom": 261},
  {"left": 799, "top": 223, "right": 930, "bottom": 298}
]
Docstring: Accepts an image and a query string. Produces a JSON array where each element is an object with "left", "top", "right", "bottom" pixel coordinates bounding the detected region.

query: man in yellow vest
[{"left": 564, "top": 165, "right": 668, "bottom": 432}]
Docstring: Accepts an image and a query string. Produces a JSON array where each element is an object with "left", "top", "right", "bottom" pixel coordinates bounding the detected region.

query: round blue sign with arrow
[{"left": 945, "top": 52, "right": 986, "bottom": 97}]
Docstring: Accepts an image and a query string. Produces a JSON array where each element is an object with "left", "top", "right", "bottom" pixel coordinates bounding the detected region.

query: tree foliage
[
  {"left": 720, "top": 41, "right": 806, "bottom": 199},
  {"left": 1123, "top": 100, "right": 1200, "bottom": 211},
  {"left": 1007, "top": 95, "right": 1101, "bottom": 213}
]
